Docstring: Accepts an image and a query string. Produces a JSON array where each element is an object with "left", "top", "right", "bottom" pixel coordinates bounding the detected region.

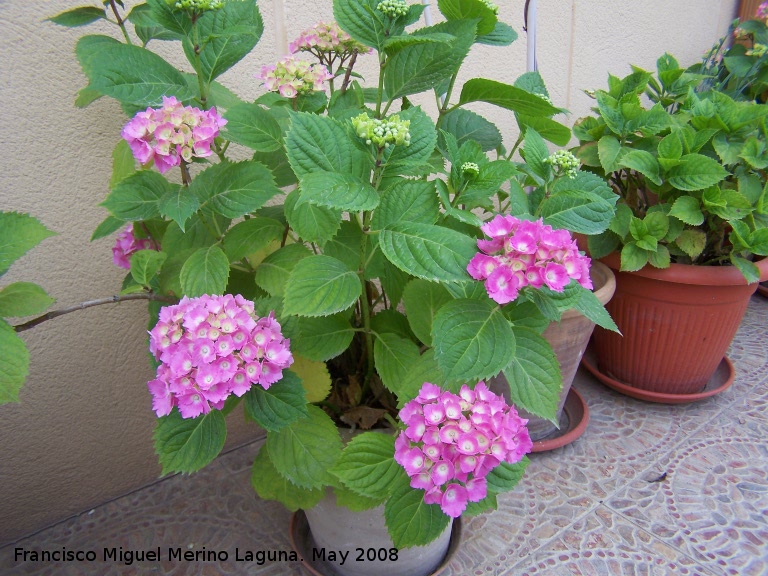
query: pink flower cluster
[
  {"left": 467, "top": 215, "right": 592, "bottom": 305},
  {"left": 758, "top": 2, "right": 768, "bottom": 20},
  {"left": 256, "top": 56, "right": 332, "bottom": 98},
  {"left": 121, "top": 96, "right": 227, "bottom": 174},
  {"left": 147, "top": 294, "right": 293, "bottom": 419},
  {"left": 112, "top": 224, "right": 159, "bottom": 269},
  {"left": 289, "top": 21, "right": 371, "bottom": 55},
  {"left": 394, "top": 382, "right": 532, "bottom": 518}
]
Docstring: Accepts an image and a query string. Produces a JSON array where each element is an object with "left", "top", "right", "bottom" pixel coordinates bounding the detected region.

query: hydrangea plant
[{"left": 2, "top": 0, "right": 617, "bottom": 549}]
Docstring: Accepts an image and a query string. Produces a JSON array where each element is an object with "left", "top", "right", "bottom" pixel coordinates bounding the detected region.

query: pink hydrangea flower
[
  {"left": 121, "top": 96, "right": 227, "bottom": 174},
  {"left": 147, "top": 295, "right": 293, "bottom": 419},
  {"left": 394, "top": 381, "right": 531, "bottom": 518},
  {"left": 468, "top": 215, "right": 592, "bottom": 304},
  {"left": 289, "top": 21, "right": 371, "bottom": 56},
  {"left": 112, "top": 224, "right": 159, "bottom": 269},
  {"left": 256, "top": 55, "right": 332, "bottom": 98},
  {"left": 758, "top": 2, "right": 768, "bottom": 20}
]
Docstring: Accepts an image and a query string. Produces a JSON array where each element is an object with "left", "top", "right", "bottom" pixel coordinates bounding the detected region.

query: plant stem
[
  {"left": 375, "top": 54, "right": 387, "bottom": 118},
  {"left": 108, "top": 0, "right": 133, "bottom": 45},
  {"left": 179, "top": 161, "right": 192, "bottom": 186},
  {"left": 340, "top": 51, "right": 358, "bottom": 94},
  {"left": 13, "top": 293, "right": 177, "bottom": 333},
  {"left": 191, "top": 15, "right": 208, "bottom": 107}
]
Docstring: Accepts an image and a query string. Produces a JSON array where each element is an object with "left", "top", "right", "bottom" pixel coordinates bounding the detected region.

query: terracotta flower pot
[
  {"left": 490, "top": 261, "right": 616, "bottom": 442},
  {"left": 592, "top": 253, "right": 768, "bottom": 395}
]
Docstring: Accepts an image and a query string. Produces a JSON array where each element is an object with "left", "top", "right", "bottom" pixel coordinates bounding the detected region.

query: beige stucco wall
[{"left": 0, "top": 0, "right": 738, "bottom": 545}]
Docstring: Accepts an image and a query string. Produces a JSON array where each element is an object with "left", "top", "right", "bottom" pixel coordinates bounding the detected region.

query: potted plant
[
  {"left": 574, "top": 51, "right": 768, "bottom": 400},
  {"left": 2, "top": 0, "right": 615, "bottom": 571}
]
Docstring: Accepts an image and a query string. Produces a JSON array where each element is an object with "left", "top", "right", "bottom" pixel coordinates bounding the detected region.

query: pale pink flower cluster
[
  {"left": 147, "top": 295, "right": 293, "bottom": 419},
  {"left": 256, "top": 56, "right": 332, "bottom": 98},
  {"left": 467, "top": 215, "right": 592, "bottom": 305},
  {"left": 394, "top": 382, "right": 531, "bottom": 518},
  {"left": 289, "top": 21, "right": 370, "bottom": 55},
  {"left": 758, "top": 2, "right": 768, "bottom": 20},
  {"left": 112, "top": 224, "right": 159, "bottom": 269},
  {"left": 121, "top": 96, "right": 227, "bottom": 174}
]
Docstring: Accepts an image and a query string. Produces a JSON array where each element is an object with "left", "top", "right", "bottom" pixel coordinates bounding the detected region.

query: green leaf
[
  {"left": 402, "top": 279, "right": 453, "bottom": 346},
  {"left": 539, "top": 172, "right": 617, "bottom": 235},
  {"left": 499, "top": 327, "right": 561, "bottom": 421},
  {"left": 101, "top": 171, "right": 172, "bottom": 221},
  {"left": 285, "top": 112, "right": 369, "bottom": 180},
  {"left": 669, "top": 196, "right": 705, "bottom": 226},
  {"left": 266, "top": 405, "right": 342, "bottom": 489},
  {"left": 667, "top": 154, "right": 729, "bottom": 191},
  {"left": 179, "top": 245, "right": 230, "bottom": 297},
  {"left": 574, "top": 285, "right": 620, "bottom": 332},
  {"left": 459, "top": 78, "right": 560, "bottom": 117},
  {"left": 334, "top": 0, "right": 388, "bottom": 50},
  {"left": 399, "top": 350, "right": 448, "bottom": 406},
  {"left": 748, "top": 228, "right": 768, "bottom": 255},
  {"left": 222, "top": 102, "right": 282, "bottom": 152},
  {"left": 284, "top": 189, "right": 342, "bottom": 244},
  {"left": 374, "top": 333, "right": 421, "bottom": 395},
  {"left": 0, "top": 212, "right": 56, "bottom": 276},
  {"left": 485, "top": 459, "right": 529, "bottom": 494},
  {"left": 438, "top": 0, "right": 497, "bottom": 35},
  {"left": 330, "top": 433, "right": 402, "bottom": 499},
  {"left": 597, "top": 135, "right": 624, "bottom": 174},
  {"left": 222, "top": 217, "right": 284, "bottom": 262},
  {"left": 644, "top": 212, "right": 669, "bottom": 241},
  {"left": 91, "top": 216, "right": 125, "bottom": 242},
  {"left": 476, "top": 21, "right": 517, "bottom": 46},
  {"left": 158, "top": 185, "right": 198, "bottom": 231},
  {"left": 432, "top": 298, "right": 515, "bottom": 382},
  {"left": 378, "top": 222, "right": 476, "bottom": 282},
  {"left": 384, "top": 20, "right": 477, "bottom": 99},
  {"left": 620, "top": 242, "right": 650, "bottom": 272},
  {"left": 0, "top": 320, "right": 30, "bottom": 403},
  {"left": 254, "top": 243, "right": 312, "bottom": 297},
  {"left": 146, "top": 0, "right": 192, "bottom": 36},
  {"left": 243, "top": 370, "right": 308, "bottom": 432},
  {"left": 110, "top": 140, "right": 137, "bottom": 188},
  {"left": 333, "top": 485, "right": 383, "bottom": 512},
  {"left": 517, "top": 115, "right": 571, "bottom": 147},
  {"left": 439, "top": 108, "right": 502, "bottom": 152},
  {"left": 618, "top": 149, "right": 662, "bottom": 186},
  {"left": 82, "top": 41, "right": 193, "bottom": 107},
  {"left": 251, "top": 444, "right": 324, "bottom": 512},
  {"left": 48, "top": 6, "right": 106, "bottom": 27},
  {"left": 299, "top": 172, "right": 379, "bottom": 212},
  {"left": 647, "top": 244, "right": 671, "bottom": 268},
  {"left": 384, "top": 475, "right": 451, "bottom": 549},
  {"left": 730, "top": 255, "right": 760, "bottom": 283},
  {"left": 130, "top": 249, "right": 167, "bottom": 286},
  {"left": 294, "top": 314, "right": 355, "bottom": 361},
  {"left": 283, "top": 255, "right": 361, "bottom": 317},
  {"left": 658, "top": 132, "right": 683, "bottom": 161},
  {"left": 0, "top": 282, "right": 54, "bottom": 318},
  {"left": 521, "top": 128, "right": 551, "bottom": 181},
  {"left": 372, "top": 180, "right": 440, "bottom": 230},
  {"left": 675, "top": 229, "right": 707, "bottom": 259},
  {"left": 193, "top": 160, "right": 280, "bottom": 219},
  {"left": 153, "top": 409, "right": 226, "bottom": 475}
]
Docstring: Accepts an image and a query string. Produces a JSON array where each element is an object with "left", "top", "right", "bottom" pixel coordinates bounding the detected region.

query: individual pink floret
[{"left": 146, "top": 295, "right": 293, "bottom": 419}]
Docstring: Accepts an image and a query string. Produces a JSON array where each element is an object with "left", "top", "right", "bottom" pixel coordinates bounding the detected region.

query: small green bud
[
  {"left": 545, "top": 149, "right": 579, "bottom": 179},
  {"left": 377, "top": 0, "right": 409, "bottom": 18},
  {"left": 461, "top": 162, "right": 480, "bottom": 178}
]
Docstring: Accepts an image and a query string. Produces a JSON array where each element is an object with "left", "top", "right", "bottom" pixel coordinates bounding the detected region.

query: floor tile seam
[
  {"left": 719, "top": 405, "right": 767, "bottom": 443},
  {"left": 595, "top": 502, "right": 726, "bottom": 576}
]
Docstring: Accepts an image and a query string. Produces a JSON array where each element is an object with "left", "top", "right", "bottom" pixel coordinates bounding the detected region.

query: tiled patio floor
[{"left": 2, "top": 296, "right": 767, "bottom": 576}]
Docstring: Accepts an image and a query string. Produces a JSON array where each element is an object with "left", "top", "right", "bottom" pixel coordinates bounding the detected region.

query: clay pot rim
[
  {"left": 600, "top": 252, "right": 768, "bottom": 287},
  {"left": 560, "top": 260, "right": 616, "bottom": 321}
]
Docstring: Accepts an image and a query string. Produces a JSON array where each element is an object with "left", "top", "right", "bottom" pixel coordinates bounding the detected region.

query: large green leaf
[
  {"left": 384, "top": 475, "right": 451, "bottom": 549},
  {"left": 298, "top": 172, "right": 379, "bottom": 212},
  {"left": 130, "top": 249, "right": 167, "bottom": 287},
  {"left": 158, "top": 185, "right": 198, "bottom": 232},
  {"left": 384, "top": 20, "right": 477, "bottom": 100},
  {"left": 0, "top": 212, "right": 56, "bottom": 276},
  {"left": 667, "top": 153, "right": 729, "bottom": 191},
  {"left": 459, "top": 78, "right": 560, "bottom": 117},
  {"left": 372, "top": 180, "right": 440, "bottom": 230},
  {"left": 334, "top": 0, "right": 388, "bottom": 50},
  {"left": 266, "top": 405, "right": 342, "bottom": 489},
  {"left": 618, "top": 149, "right": 662, "bottom": 186},
  {"left": 500, "top": 327, "right": 561, "bottom": 421},
  {"left": 432, "top": 298, "right": 515, "bottom": 382},
  {"left": 374, "top": 333, "right": 421, "bottom": 394},
  {"left": 437, "top": 0, "right": 498, "bottom": 35},
  {"left": 330, "top": 433, "right": 402, "bottom": 499},
  {"left": 222, "top": 102, "right": 282, "bottom": 152},
  {"left": 0, "top": 320, "right": 30, "bottom": 403},
  {"left": 517, "top": 114, "right": 571, "bottom": 147},
  {"left": 153, "top": 409, "right": 226, "bottom": 475},
  {"left": 378, "top": 222, "right": 476, "bottom": 282},
  {"left": 0, "top": 282, "right": 54, "bottom": 318},
  {"left": 48, "top": 6, "right": 106, "bottom": 27},
  {"left": 283, "top": 255, "right": 361, "bottom": 317},
  {"left": 146, "top": 0, "right": 192, "bottom": 36},
  {"left": 243, "top": 370, "right": 308, "bottom": 432},
  {"left": 285, "top": 112, "right": 369, "bottom": 180},
  {"left": 254, "top": 243, "right": 312, "bottom": 296},
  {"left": 101, "top": 171, "right": 173, "bottom": 221},
  {"left": 539, "top": 172, "right": 617, "bottom": 234},
  {"left": 193, "top": 160, "right": 280, "bottom": 219},
  {"left": 402, "top": 279, "right": 453, "bottom": 346},
  {"left": 398, "top": 350, "right": 449, "bottom": 406},
  {"left": 284, "top": 189, "right": 342, "bottom": 244},
  {"left": 179, "top": 245, "right": 230, "bottom": 296},
  {"left": 440, "top": 108, "right": 502, "bottom": 152},
  {"left": 293, "top": 314, "right": 355, "bottom": 361},
  {"left": 222, "top": 217, "right": 285, "bottom": 262},
  {"left": 182, "top": 0, "right": 263, "bottom": 85},
  {"left": 476, "top": 21, "right": 517, "bottom": 46},
  {"left": 251, "top": 444, "right": 324, "bottom": 512},
  {"left": 81, "top": 40, "right": 193, "bottom": 107},
  {"left": 485, "top": 458, "right": 530, "bottom": 494}
]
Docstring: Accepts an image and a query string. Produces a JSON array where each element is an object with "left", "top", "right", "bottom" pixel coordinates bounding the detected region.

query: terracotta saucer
[
  {"left": 530, "top": 387, "right": 589, "bottom": 453},
  {"left": 580, "top": 344, "right": 735, "bottom": 404},
  {"left": 289, "top": 510, "right": 462, "bottom": 576}
]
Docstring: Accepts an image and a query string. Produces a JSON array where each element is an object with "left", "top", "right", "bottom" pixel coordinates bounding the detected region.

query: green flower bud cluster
[
  {"left": 545, "top": 150, "right": 579, "bottom": 179},
  {"left": 480, "top": 0, "right": 499, "bottom": 15},
  {"left": 747, "top": 42, "right": 768, "bottom": 57},
  {"left": 461, "top": 162, "right": 480, "bottom": 177},
  {"left": 352, "top": 113, "right": 411, "bottom": 149},
  {"left": 536, "top": 93, "right": 553, "bottom": 105},
  {"left": 377, "top": 0, "right": 409, "bottom": 18},
  {"left": 168, "top": 0, "right": 224, "bottom": 14}
]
